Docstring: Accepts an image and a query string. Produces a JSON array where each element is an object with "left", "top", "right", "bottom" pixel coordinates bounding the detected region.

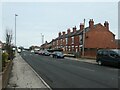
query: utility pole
[{"left": 82, "top": 19, "right": 85, "bottom": 57}]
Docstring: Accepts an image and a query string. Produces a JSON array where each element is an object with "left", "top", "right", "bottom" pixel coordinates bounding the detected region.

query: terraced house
[{"left": 41, "top": 19, "right": 118, "bottom": 58}]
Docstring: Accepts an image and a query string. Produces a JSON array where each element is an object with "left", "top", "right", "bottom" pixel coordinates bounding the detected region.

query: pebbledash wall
[{"left": 41, "top": 19, "right": 118, "bottom": 58}]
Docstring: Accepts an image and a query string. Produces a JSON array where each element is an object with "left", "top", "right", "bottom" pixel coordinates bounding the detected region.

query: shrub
[{"left": 2, "top": 52, "right": 8, "bottom": 67}]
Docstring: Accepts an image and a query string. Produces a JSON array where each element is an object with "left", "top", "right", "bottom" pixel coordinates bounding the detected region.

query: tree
[{"left": 5, "top": 29, "right": 14, "bottom": 60}]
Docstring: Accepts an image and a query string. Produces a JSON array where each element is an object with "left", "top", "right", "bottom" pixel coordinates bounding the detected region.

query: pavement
[
  {"left": 0, "top": 72, "right": 1, "bottom": 90},
  {"left": 65, "top": 57, "right": 97, "bottom": 64},
  {"left": 7, "top": 53, "right": 49, "bottom": 88}
]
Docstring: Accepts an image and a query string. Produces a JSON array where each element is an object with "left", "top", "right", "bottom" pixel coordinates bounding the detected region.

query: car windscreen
[
  {"left": 56, "top": 52, "right": 63, "bottom": 55},
  {"left": 112, "top": 50, "right": 120, "bottom": 56}
]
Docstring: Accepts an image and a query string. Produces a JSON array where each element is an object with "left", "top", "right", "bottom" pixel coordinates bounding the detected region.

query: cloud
[{"left": 1, "top": 0, "right": 120, "bottom": 2}]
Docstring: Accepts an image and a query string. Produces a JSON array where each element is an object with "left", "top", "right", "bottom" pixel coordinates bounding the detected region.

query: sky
[{"left": 0, "top": 0, "right": 119, "bottom": 48}]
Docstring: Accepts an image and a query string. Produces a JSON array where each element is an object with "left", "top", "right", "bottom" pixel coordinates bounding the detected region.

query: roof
[
  {"left": 50, "top": 23, "right": 115, "bottom": 43},
  {"left": 54, "top": 24, "right": 91, "bottom": 40}
]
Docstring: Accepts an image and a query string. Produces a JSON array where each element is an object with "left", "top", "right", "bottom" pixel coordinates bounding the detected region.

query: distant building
[
  {"left": 115, "top": 39, "right": 120, "bottom": 49},
  {"left": 0, "top": 41, "right": 2, "bottom": 49},
  {"left": 29, "top": 45, "right": 40, "bottom": 51},
  {"left": 41, "top": 19, "right": 117, "bottom": 58}
]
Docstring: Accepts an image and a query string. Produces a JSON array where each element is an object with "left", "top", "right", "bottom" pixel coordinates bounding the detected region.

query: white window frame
[
  {"left": 60, "top": 39, "right": 62, "bottom": 45},
  {"left": 79, "top": 35, "right": 83, "bottom": 45},
  {"left": 80, "top": 35, "right": 82, "bottom": 40},
  {"left": 72, "top": 37, "right": 74, "bottom": 44},
  {"left": 66, "top": 38, "right": 68, "bottom": 45},
  {"left": 57, "top": 40, "right": 58, "bottom": 45}
]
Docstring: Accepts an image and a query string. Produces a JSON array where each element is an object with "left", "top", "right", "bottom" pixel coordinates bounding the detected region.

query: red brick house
[
  {"left": 81, "top": 20, "right": 116, "bottom": 57},
  {"left": 40, "top": 19, "right": 117, "bottom": 58}
]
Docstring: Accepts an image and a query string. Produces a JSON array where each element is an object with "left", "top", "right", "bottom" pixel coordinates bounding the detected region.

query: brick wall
[{"left": 85, "top": 23, "right": 116, "bottom": 49}]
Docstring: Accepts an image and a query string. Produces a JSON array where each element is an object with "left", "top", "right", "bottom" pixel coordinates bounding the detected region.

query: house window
[
  {"left": 79, "top": 35, "right": 83, "bottom": 45},
  {"left": 80, "top": 35, "right": 82, "bottom": 40},
  {"left": 60, "top": 39, "right": 62, "bottom": 45},
  {"left": 66, "top": 46, "right": 67, "bottom": 51},
  {"left": 57, "top": 40, "right": 58, "bottom": 45},
  {"left": 63, "top": 39, "right": 65, "bottom": 42},
  {"left": 76, "top": 48, "right": 78, "bottom": 52},
  {"left": 72, "top": 45, "right": 74, "bottom": 51},
  {"left": 53, "top": 42, "right": 55, "bottom": 45},
  {"left": 72, "top": 37, "right": 74, "bottom": 44},
  {"left": 66, "top": 38, "right": 68, "bottom": 45}
]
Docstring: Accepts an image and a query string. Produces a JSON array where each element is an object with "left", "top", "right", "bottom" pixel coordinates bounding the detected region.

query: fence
[{"left": 2, "top": 60, "right": 12, "bottom": 89}]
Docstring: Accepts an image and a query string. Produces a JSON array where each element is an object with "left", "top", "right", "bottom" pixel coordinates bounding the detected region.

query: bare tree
[
  {"left": 5, "top": 29, "right": 14, "bottom": 60},
  {"left": 6, "top": 29, "right": 13, "bottom": 45}
]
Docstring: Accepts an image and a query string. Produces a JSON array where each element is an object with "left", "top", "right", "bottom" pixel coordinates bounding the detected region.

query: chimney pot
[
  {"left": 58, "top": 32, "right": 61, "bottom": 37},
  {"left": 89, "top": 19, "right": 94, "bottom": 29},
  {"left": 104, "top": 21, "right": 109, "bottom": 30},
  {"left": 62, "top": 31, "right": 65, "bottom": 35},
  {"left": 73, "top": 26, "right": 77, "bottom": 32},
  {"left": 67, "top": 28, "right": 71, "bottom": 34},
  {"left": 80, "top": 23, "right": 84, "bottom": 31}
]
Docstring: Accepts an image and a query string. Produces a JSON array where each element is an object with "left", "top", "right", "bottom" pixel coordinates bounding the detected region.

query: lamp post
[
  {"left": 41, "top": 33, "right": 44, "bottom": 45},
  {"left": 15, "top": 14, "right": 18, "bottom": 49}
]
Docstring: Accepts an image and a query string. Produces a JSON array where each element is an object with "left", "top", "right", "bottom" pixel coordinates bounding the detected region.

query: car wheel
[
  {"left": 98, "top": 61, "right": 102, "bottom": 65},
  {"left": 56, "top": 56, "right": 58, "bottom": 58},
  {"left": 53, "top": 55, "right": 54, "bottom": 58}
]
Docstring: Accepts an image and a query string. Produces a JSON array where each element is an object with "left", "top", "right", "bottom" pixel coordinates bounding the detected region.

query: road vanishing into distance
[{"left": 20, "top": 51, "right": 119, "bottom": 88}]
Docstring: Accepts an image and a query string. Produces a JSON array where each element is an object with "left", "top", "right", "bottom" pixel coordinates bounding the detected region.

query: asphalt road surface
[{"left": 20, "top": 51, "right": 119, "bottom": 88}]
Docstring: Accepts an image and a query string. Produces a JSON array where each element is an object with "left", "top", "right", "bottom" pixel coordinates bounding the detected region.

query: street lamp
[
  {"left": 15, "top": 14, "right": 18, "bottom": 49},
  {"left": 41, "top": 33, "right": 44, "bottom": 45}
]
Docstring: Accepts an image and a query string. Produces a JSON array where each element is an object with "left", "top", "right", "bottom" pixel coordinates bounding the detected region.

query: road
[{"left": 20, "top": 51, "right": 119, "bottom": 88}]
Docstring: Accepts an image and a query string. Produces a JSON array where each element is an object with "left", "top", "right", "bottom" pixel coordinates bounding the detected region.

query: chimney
[
  {"left": 45, "top": 41, "right": 48, "bottom": 44},
  {"left": 58, "top": 32, "right": 61, "bottom": 37},
  {"left": 73, "top": 26, "right": 77, "bottom": 32},
  {"left": 104, "top": 21, "right": 109, "bottom": 30},
  {"left": 67, "top": 28, "right": 71, "bottom": 34},
  {"left": 80, "top": 23, "right": 84, "bottom": 31},
  {"left": 89, "top": 19, "right": 94, "bottom": 29},
  {"left": 62, "top": 31, "right": 65, "bottom": 35}
]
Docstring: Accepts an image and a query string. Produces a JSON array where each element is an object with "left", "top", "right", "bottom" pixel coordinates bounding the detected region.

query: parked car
[
  {"left": 52, "top": 51, "right": 64, "bottom": 58},
  {"left": 38, "top": 50, "right": 43, "bottom": 55},
  {"left": 34, "top": 50, "right": 39, "bottom": 54},
  {"left": 17, "top": 49, "right": 21, "bottom": 53},
  {"left": 30, "top": 50, "right": 34, "bottom": 53},
  {"left": 96, "top": 49, "right": 120, "bottom": 67},
  {"left": 44, "top": 50, "right": 50, "bottom": 56},
  {"left": 64, "top": 53, "right": 75, "bottom": 58}
]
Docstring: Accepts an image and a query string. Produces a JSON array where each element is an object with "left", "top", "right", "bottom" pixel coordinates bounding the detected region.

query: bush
[{"left": 2, "top": 52, "right": 8, "bottom": 67}]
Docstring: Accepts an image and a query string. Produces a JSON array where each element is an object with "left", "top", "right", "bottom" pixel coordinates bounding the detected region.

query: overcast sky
[{"left": 0, "top": 0, "right": 119, "bottom": 48}]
